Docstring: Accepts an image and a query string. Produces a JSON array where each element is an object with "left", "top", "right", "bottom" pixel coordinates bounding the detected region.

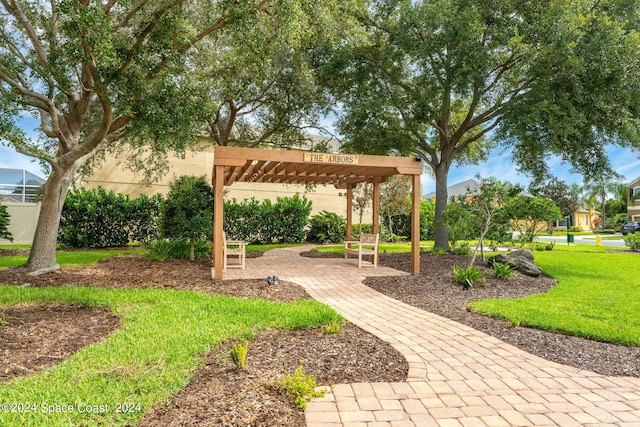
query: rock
[{"left": 488, "top": 250, "right": 541, "bottom": 277}]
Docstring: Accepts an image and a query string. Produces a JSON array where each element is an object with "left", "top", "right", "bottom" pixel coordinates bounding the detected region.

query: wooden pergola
[{"left": 211, "top": 146, "right": 424, "bottom": 280}]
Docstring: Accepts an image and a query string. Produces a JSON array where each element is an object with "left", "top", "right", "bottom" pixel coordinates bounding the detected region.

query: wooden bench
[
  {"left": 344, "top": 233, "right": 379, "bottom": 268},
  {"left": 223, "top": 232, "right": 246, "bottom": 269}
]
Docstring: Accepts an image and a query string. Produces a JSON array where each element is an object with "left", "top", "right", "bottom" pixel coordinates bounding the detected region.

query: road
[{"left": 535, "top": 233, "right": 628, "bottom": 248}]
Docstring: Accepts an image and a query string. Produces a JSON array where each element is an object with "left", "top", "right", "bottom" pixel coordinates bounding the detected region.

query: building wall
[
  {"left": 627, "top": 177, "right": 640, "bottom": 221},
  {"left": 81, "top": 145, "right": 373, "bottom": 220},
  {"left": 0, "top": 202, "right": 40, "bottom": 244}
]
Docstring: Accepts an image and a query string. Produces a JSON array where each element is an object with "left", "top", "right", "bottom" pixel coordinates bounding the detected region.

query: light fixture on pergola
[{"left": 211, "top": 146, "right": 424, "bottom": 280}]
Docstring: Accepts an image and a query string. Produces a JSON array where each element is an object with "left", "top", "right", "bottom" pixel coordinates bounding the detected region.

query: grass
[
  {"left": 0, "top": 285, "right": 341, "bottom": 426},
  {"left": 469, "top": 251, "right": 640, "bottom": 346},
  {"left": 0, "top": 248, "right": 138, "bottom": 270},
  {"left": 246, "top": 243, "right": 304, "bottom": 252}
]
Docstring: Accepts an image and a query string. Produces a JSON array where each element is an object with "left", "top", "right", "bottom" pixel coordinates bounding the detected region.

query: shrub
[
  {"left": 306, "top": 211, "right": 346, "bottom": 243},
  {"left": 59, "top": 187, "right": 131, "bottom": 248},
  {"left": 569, "top": 226, "right": 582, "bottom": 232},
  {"left": 531, "top": 241, "right": 555, "bottom": 251},
  {"left": 59, "top": 187, "right": 162, "bottom": 248},
  {"left": 230, "top": 341, "right": 248, "bottom": 370},
  {"left": 451, "top": 242, "right": 472, "bottom": 255},
  {"left": 624, "top": 234, "right": 640, "bottom": 252},
  {"left": 279, "top": 363, "right": 325, "bottom": 409},
  {"left": 161, "top": 176, "right": 213, "bottom": 260},
  {"left": 321, "top": 321, "right": 341, "bottom": 334},
  {"left": 224, "top": 194, "right": 312, "bottom": 244},
  {"left": 452, "top": 265, "right": 484, "bottom": 286},
  {"left": 492, "top": 262, "right": 515, "bottom": 279},
  {"left": 0, "top": 204, "right": 13, "bottom": 242}
]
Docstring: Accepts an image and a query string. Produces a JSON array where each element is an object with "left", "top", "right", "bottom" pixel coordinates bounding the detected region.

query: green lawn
[
  {"left": 312, "top": 242, "right": 433, "bottom": 255},
  {"left": 469, "top": 251, "right": 640, "bottom": 346},
  {"left": 0, "top": 286, "right": 340, "bottom": 426},
  {"left": 0, "top": 248, "right": 139, "bottom": 270}
]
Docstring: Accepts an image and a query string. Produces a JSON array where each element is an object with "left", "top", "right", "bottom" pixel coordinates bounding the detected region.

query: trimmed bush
[
  {"left": 59, "top": 187, "right": 163, "bottom": 248},
  {"left": 224, "top": 194, "right": 312, "bottom": 244},
  {"left": 307, "top": 211, "right": 346, "bottom": 243},
  {"left": 58, "top": 187, "right": 162, "bottom": 248},
  {"left": 624, "top": 234, "right": 640, "bottom": 252}
]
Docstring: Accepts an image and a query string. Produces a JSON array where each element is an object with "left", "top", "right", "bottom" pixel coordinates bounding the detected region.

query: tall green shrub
[
  {"left": 161, "top": 176, "right": 214, "bottom": 260},
  {"left": 0, "top": 204, "right": 13, "bottom": 242},
  {"left": 129, "top": 193, "right": 163, "bottom": 243},
  {"left": 59, "top": 187, "right": 131, "bottom": 248},
  {"left": 224, "top": 195, "right": 312, "bottom": 244},
  {"left": 59, "top": 188, "right": 163, "bottom": 248},
  {"left": 307, "top": 211, "right": 346, "bottom": 243}
]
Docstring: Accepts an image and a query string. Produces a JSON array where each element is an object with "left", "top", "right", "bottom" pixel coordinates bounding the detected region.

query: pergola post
[
  {"left": 372, "top": 182, "right": 380, "bottom": 235},
  {"left": 411, "top": 174, "right": 421, "bottom": 275},
  {"left": 212, "top": 165, "right": 225, "bottom": 280},
  {"left": 346, "top": 184, "right": 354, "bottom": 241}
]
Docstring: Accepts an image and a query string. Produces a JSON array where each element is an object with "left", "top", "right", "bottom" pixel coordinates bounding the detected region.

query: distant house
[
  {"left": 551, "top": 208, "right": 601, "bottom": 231},
  {"left": 628, "top": 176, "right": 640, "bottom": 221},
  {"left": 0, "top": 168, "right": 44, "bottom": 244},
  {"left": 424, "top": 178, "right": 480, "bottom": 203}
]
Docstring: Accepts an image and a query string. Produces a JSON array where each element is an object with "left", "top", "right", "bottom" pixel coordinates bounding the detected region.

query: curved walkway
[{"left": 220, "top": 246, "right": 640, "bottom": 426}]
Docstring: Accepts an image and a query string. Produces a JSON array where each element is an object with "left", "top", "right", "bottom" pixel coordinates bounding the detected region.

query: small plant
[
  {"left": 531, "top": 241, "right": 555, "bottom": 251},
  {"left": 624, "top": 234, "right": 640, "bottom": 252},
  {"left": 279, "top": 362, "right": 325, "bottom": 409},
  {"left": 451, "top": 242, "right": 472, "bottom": 255},
  {"left": 511, "top": 319, "right": 521, "bottom": 327},
  {"left": 0, "top": 310, "right": 9, "bottom": 327},
  {"left": 144, "top": 240, "right": 171, "bottom": 261},
  {"left": 431, "top": 247, "right": 448, "bottom": 255},
  {"left": 452, "top": 265, "right": 484, "bottom": 286},
  {"left": 321, "top": 321, "right": 341, "bottom": 334},
  {"left": 230, "top": 341, "right": 249, "bottom": 370},
  {"left": 492, "top": 262, "right": 515, "bottom": 279}
]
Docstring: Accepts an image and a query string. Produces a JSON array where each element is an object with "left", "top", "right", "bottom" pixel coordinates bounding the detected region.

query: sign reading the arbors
[{"left": 303, "top": 153, "right": 359, "bottom": 165}]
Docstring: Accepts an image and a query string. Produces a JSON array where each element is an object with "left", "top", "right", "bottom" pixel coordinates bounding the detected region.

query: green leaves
[
  {"left": 160, "top": 175, "right": 213, "bottom": 244},
  {"left": 0, "top": 205, "right": 13, "bottom": 242}
]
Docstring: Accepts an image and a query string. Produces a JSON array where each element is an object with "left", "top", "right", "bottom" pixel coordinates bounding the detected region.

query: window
[{"left": 0, "top": 168, "right": 44, "bottom": 203}]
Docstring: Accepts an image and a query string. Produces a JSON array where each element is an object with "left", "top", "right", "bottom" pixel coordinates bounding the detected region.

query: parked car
[{"left": 620, "top": 221, "right": 640, "bottom": 235}]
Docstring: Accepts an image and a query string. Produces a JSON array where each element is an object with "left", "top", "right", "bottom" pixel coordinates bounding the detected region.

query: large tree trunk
[
  {"left": 20, "top": 165, "right": 77, "bottom": 274},
  {"left": 433, "top": 162, "right": 450, "bottom": 250}
]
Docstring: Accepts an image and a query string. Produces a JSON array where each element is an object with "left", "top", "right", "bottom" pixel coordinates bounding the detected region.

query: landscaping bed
[{"left": 0, "top": 249, "right": 638, "bottom": 426}]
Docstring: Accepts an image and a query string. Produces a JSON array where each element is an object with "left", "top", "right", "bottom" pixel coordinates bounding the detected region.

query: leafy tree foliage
[
  {"left": 506, "top": 196, "right": 562, "bottom": 242},
  {"left": 0, "top": 0, "right": 302, "bottom": 273},
  {"left": 0, "top": 204, "right": 13, "bottom": 242},
  {"left": 380, "top": 175, "right": 411, "bottom": 241},
  {"left": 445, "top": 177, "right": 519, "bottom": 261},
  {"left": 161, "top": 176, "right": 213, "bottom": 260},
  {"left": 317, "top": 0, "right": 640, "bottom": 250},
  {"left": 529, "top": 179, "right": 579, "bottom": 218}
]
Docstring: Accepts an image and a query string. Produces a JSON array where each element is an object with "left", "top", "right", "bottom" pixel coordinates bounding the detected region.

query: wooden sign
[{"left": 303, "top": 153, "right": 359, "bottom": 165}]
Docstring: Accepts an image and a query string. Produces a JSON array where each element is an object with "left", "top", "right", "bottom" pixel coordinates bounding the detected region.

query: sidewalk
[{"left": 221, "top": 246, "right": 640, "bottom": 427}]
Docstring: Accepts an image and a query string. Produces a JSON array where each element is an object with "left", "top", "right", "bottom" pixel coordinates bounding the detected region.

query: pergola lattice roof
[{"left": 213, "top": 146, "right": 423, "bottom": 188}]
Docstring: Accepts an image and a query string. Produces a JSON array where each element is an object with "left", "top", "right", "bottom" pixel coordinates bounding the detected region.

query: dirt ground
[{"left": 0, "top": 248, "right": 638, "bottom": 426}]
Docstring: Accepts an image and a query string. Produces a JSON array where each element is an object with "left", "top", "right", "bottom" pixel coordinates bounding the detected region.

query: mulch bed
[{"left": 0, "top": 249, "right": 638, "bottom": 426}]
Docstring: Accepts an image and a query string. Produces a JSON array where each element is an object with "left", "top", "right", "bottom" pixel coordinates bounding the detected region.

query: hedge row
[{"left": 58, "top": 188, "right": 162, "bottom": 248}]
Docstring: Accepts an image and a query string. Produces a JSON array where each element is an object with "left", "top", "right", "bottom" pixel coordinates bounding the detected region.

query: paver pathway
[{"left": 220, "top": 246, "right": 640, "bottom": 426}]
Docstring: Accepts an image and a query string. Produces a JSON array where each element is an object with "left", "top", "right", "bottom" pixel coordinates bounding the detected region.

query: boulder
[{"left": 488, "top": 250, "right": 541, "bottom": 277}]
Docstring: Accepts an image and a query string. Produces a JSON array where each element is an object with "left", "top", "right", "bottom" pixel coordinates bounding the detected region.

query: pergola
[{"left": 211, "top": 146, "right": 424, "bottom": 280}]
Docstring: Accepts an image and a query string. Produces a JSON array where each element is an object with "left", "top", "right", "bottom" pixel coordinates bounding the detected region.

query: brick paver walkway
[{"left": 220, "top": 246, "right": 640, "bottom": 426}]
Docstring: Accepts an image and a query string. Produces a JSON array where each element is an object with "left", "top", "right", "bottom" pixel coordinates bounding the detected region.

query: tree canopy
[
  {"left": 317, "top": 0, "right": 640, "bottom": 249},
  {"left": 0, "top": 0, "right": 346, "bottom": 272}
]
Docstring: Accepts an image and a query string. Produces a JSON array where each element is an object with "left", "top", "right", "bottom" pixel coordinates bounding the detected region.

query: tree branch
[
  {"left": 115, "top": 0, "right": 151, "bottom": 28},
  {"left": 1, "top": 0, "right": 48, "bottom": 67}
]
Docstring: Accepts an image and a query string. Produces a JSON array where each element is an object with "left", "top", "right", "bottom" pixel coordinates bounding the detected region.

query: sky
[{"left": 2, "top": 115, "right": 640, "bottom": 195}]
